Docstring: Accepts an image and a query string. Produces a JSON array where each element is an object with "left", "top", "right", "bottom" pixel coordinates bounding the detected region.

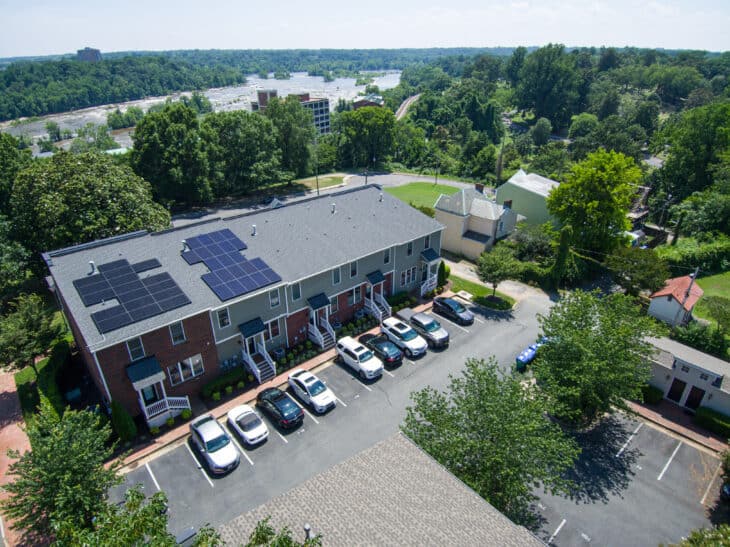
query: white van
[{"left": 336, "top": 336, "right": 384, "bottom": 380}]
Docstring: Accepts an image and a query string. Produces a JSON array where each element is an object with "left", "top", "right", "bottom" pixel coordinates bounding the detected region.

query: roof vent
[
  {"left": 331, "top": 203, "right": 336, "bottom": 214},
  {"left": 251, "top": 224, "right": 257, "bottom": 236},
  {"left": 379, "top": 192, "right": 383, "bottom": 202},
  {"left": 181, "top": 240, "right": 189, "bottom": 252},
  {"left": 88, "top": 260, "right": 96, "bottom": 275}
]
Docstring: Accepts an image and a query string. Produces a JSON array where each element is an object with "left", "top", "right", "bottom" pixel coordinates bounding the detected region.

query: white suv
[
  {"left": 336, "top": 336, "right": 384, "bottom": 380},
  {"left": 382, "top": 317, "right": 428, "bottom": 358}
]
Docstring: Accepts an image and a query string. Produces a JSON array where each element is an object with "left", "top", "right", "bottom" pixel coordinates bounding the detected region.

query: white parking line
[
  {"left": 222, "top": 423, "right": 254, "bottom": 466},
  {"left": 145, "top": 462, "right": 161, "bottom": 491},
  {"left": 701, "top": 462, "right": 723, "bottom": 505},
  {"left": 474, "top": 316, "right": 485, "bottom": 324},
  {"left": 335, "top": 396, "right": 348, "bottom": 407},
  {"left": 616, "top": 423, "right": 643, "bottom": 457},
  {"left": 184, "top": 442, "right": 214, "bottom": 488},
  {"left": 437, "top": 315, "right": 470, "bottom": 333},
  {"left": 358, "top": 379, "right": 373, "bottom": 391},
  {"left": 384, "top": 369, "right": 395, "bottom": 377},
  {"left": 657, "top": 441, "right": 682, "bottom": 481},
  {"left": 548, "top": 518, "right": 566, "bottom": 544},
  {"left": 275, "top": 430, "right": 289, "bottom": 443}
]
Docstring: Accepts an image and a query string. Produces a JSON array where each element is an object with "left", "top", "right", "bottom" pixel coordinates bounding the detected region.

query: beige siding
[{"left": 496, "top": 182, "right": 554, "bottom": 225}]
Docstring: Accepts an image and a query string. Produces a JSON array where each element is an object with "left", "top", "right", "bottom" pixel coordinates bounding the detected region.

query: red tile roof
[{"left": 650, "top": 276, "right": 704, "bottom": 311}]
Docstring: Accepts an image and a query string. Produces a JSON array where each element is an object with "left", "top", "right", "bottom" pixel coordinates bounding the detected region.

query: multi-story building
[
  {"left": 44, "top": 187, "right": 443, "bottom": 426},
  {"left": 76, "top": 47, "right": 102, "bottom": 62},
  {"left": 297, "top": 93, "right": 330, "bottom": 134}
]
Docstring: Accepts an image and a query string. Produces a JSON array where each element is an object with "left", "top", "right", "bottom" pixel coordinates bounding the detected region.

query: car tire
[{"left": 359, "top": 370, "right": 367, "bottom": 381}]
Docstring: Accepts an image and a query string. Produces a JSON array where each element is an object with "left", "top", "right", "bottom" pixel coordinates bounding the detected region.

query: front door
[
  {"left": 666, "top": 378, "right": 687, "bottom": 403},
  {"left": 365, "top": 284, "right": 372, "bottom": 299},
  {"left": 684, "top": 386, "right": 706, "bottom": 410},
  {"left": 141, "top": 384, "right": 160, "bottom": 405},
  {"left": 247, "top": 337, "right": 256, "bottom": 356}
]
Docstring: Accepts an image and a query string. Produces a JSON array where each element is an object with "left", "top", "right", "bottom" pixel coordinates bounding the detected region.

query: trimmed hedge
[
  {"left": 641, "top": 384, "right": 664, "bottom": 405},
  {"left": 693, "top": 406, "right": 730, "bottom": 438},
  {"left": 201, "top": 367, "right": 247, "bottom": 399}
]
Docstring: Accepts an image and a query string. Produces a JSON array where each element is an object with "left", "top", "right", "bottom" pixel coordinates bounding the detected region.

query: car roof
[
  {"left": 413, "top": 312, "right": 435, "bottom": 323},
  {"left": 259, "top": 387, "right": 283, "bottom": 399},
  {"left": 385, "top": 319, "right": 410, "bottom": 331},
  {"left": 195, "top": 417, "right": 226, "bottom": 442},
  {"left": 292, "top": 370, "right": 317, "bottom": 384}
]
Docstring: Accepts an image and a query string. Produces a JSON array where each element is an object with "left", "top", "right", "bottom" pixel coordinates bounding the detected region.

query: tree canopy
[
  {"left": 402, "top": 357, "right": 579, "bottom": 525},
  {"left": 477, "top": 245, "right": 521, "bottom": 296},
  {"left": 0, "top": 132, "right": 31, "bottom": 214},
  {"left": 336, "top": 106, "right": 396, "bottom": 168},
  {"left": 606, "top": 246, "right": 670, "bottom": 296},
  {"left": 533, "top": 290, "right": 664, "bottom": 424},
  {"left": 264, "top": 96, "right": 316, "bottom": 178}
]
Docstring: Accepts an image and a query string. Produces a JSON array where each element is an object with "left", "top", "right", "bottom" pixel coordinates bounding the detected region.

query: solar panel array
[
  {"left": 73, "top": 259, "right": 191, "bottom": 334},
  {"left": 182, "top": 228, "right": 281, "bottom": 301}
]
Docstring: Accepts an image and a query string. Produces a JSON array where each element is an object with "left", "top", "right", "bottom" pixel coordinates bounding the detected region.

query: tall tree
[
  {"left": 0, "top": 216, "right": 30, "bottom": 299},
  {"left": 402, "top": 357, "right": 579, "bottom": 525},
  {"left": 265, "top": 96, "right": 316, "bottom": 178},
  {"left": 2, "top": 399, "right": 123, "bottom": 541},
  {"left": 336, "top": 106, "right": 396, "bottom": 168},
  {"left": 477, "top": 245, "right": 521, "bottom": 296},
  {"left": 11, "top": 151, "right": 170, "bottom": 259},
  {"left": 606, "top": 246, "right": 670, "bottom": 296},
  {"left": 547, "top": 149, "right": 641, "bottom": 254},
  {"left": 0, "top": 293, "right": 60, "bottom": 376},
  {"left": 505, "top": 46, "right": 527, "bottom": 87},
  {"left": 702, "top": 296, "right": 730, "bottom": 335},
  {"left": 530, "top": 117, "right": 552, "bottom": 146},
  {"left": 533, "top": 290, "right": 664, "bottom": 424},
  {"left": 516, "top": 44, "right": 580, "bottom": 128},
  {"left": 131, "top": 102, "right": 212, "bottom": 205},
  {"left": 0, "top": 132, "right": 31, "bottom": 214}
]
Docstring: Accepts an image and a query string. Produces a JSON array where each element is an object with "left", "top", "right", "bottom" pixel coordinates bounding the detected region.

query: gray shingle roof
[
  {"left": 435, "top": 188, "right": 506, "bottom": 220},
  {"left": 218, "top": 433, "right": 543, "bottom": 546},
  {"left": 45, "top": 186, "right": 443, "bottom": 352},
  {"left": 649, "top": 337, "right": 730, "bottom": 377},
  {"left": 505, "top": 169, "right": 560, "bottom": 197}
]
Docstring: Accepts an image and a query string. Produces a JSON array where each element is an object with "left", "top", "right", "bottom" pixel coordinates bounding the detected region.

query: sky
[{"left": 0, "top": 0, "right": 728, "bottom": 58}]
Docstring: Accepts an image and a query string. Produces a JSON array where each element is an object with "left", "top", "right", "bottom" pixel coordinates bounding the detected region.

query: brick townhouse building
[{"left": 44, "top": 186, "right": 443, "bottom": 427}]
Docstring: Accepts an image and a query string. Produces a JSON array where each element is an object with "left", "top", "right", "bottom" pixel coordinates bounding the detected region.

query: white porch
[
  {"left": 420, "top": 248, "right": 441, "bottom": 297},
  {"left": 364, "top": 270, "right": 391, "bottom": 323},
  {"left": 127, "top": 356, "right": 191, "bottom": 428},
  {"left": 239, "top": 318, "right": 276, "bottom": 384},
  {"left": 307, "top": 293, "right": 335, "bottom": 350}
]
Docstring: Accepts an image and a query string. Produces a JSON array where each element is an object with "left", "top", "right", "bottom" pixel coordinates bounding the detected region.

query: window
[
  {"left": 350, "top": 261, "right": 357, "bottom": 278},
  {"left": 292, "top": 283, "right": 301, "bottom": 301},
  {"left": 407, "top": 242, "right": 413, "bottom": 256},
  {"left": 383, "top": 249, "right": 390, "bottom": 264},
  {"left": 264, "top": 318, "right": 280, "bottom": 340},
  {"left": 169, "top": 322, "right": 186, "bottom": 345},
  {"left": 424, "top": 235, "right": 430, "bottom": 249},
  {"left": 330, "top": 296, "right": 338, "bottom": 313},
  {"left": 127, "top": 337, "right": 145, "bottom": 361},
  {"left": 269, "top": 288, "right": 280, "bottom": 308},
  {"left": 332, "top": 267, "right": 341, "bottom": 285},
  {"left": 400, "top": 267, "right": 417, "bottom": 287},
  {"left": 700, "top": 373, "right": 709, "bottom": 381},
  {"left": 167, "top": 354, "right": 204, "bottom": 386},
  {"left": 217, "top": 308, "right": 230, "bottom": 328},
  {"left": 354, "top": 286, "right": 362, "bottom": 304},
  {"left": 681, "top": 365, "right": 690, "bottom": 373}
]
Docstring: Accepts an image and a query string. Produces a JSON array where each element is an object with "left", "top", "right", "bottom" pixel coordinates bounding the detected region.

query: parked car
[
  {"left": 226, "top": 404, "right": 269, "bottom": 446},
  {"left": 397, "top": 309, "right": 449, "bottom": 349},
  {"left": 381, "top": 317, "right": 428, "bottom": 358},
  {"left": 256, "top": 387, "right": 304, "bottom": 429},
  {"left": 359, "top": 333, "right": 404, "bottom": 367},
  {"left": 288, "top": 369, "right": 336, "bottom": 413},
  {"left": 336, "top": 336, "right": 384, "bottom": 380},
  {"left": 189, "top": 415, "right": 240, "bottom": 474},
  {"left": 432, "top": 297, "right": 475, "bottom": 325}
]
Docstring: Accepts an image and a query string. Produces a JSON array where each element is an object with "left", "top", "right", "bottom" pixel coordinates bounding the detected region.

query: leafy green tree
[
  {"left": 547, "top": 149, "right": 641, "bottom": 254},
  {"left": 0, "top": 132, "right": 31, "bottom": 214},
  {"left": 517, "top": 44, "right": 580, "bottom": 128},
  {"left": 402, "top": 357, "right": 579, "bottom": 525},
  {"left": 568, "top": 113, "right": 599, "bottom": 140},
  {"left": 246, "top": 516, "right": 322, "bottom": 546},
  {"left": 508, "top": 222, "right": 555, "bottom": 262},
  {"left": 110, "top": 400, "right": 138, "bottom": 443},
  {"left": 531, "top": 142, "right": 571, "bottom": 180},
  {"left": 106, "top": 106, "right": 145, "bottom": 130},
  {"left": 505, "top": 46, "right": 527, "bottom": 87},
  {"left": 531, "top": 117, "right": 552, "bottom": 146},
  {"left": 69, "top": 123, "right": 119, "bottom": 153},
  {"left": 606, "top": 246, "right": 669, "bottom": 296},
  {"left": 0, "top": 216, "right": 30, "bottom": 299},
  {"left": 593, "top": 115, "right": 646, "bottom": 161},
  {"left": 670, "top": 321, "right": 729, "bottom": 359},
  {"left": 392, "top": 120, "right": 427, "bottom": 167},
  {"left": 2, "top": 399, "right": 123, "bottom": 540},
  {"left": 45, "top": 121, "right": 62, "bottom": 142},
  {"left": 477, "top": 245, "right": 521, "bottom": 296},
  {"left": 11, "top": 151, "right": 170, "bottom": 259},
  {"left": 533, "top": 290, "right": 664, "bottom": 424},
  {"left": 265, "top": 96, "right": 316, "bottom": 178},
  {"left": 702, "top": 296, "right": 730, "bottom": 334},
  {"left": 336, "top": 106, "right": 396, "bottom": 168},
  {"left": 628, "top": 97, "right": 660, "bottom": 136},
  {"left": 678, "top": 524, "right": 730, "bottom": 546},
  {"left": 0, "top": 293, "right": 61, "bottom": 376},
  {"left": 181, "top": 91, "right": 213, "bottom": 114},
  {"left": 551, "top": 224, "right": 573, "bottom": 287},
  {"left": 131, "top": 102, "right": 212, "bottom": 205}
]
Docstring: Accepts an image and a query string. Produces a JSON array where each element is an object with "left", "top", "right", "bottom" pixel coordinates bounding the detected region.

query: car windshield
[
  {"left": 308, "top": 380, "right": 327, "bottom": 396},
  {"left": 358, "top": 350, "right": 374, "bottom": 362},
  {"left": 401, "top": 328, "right": 417, "bottom": 341},
  {"left": 237, "top": 413, "right": 262, "bottom": 432},
  {"left": 449, "top": 300, "right": 466, "bottom": 313},
  {"left": 422, "top": 319, "right": 440, "bottom": 332},
  {"left": 206, "top": 434, "right": 230, "bottom": 452}
]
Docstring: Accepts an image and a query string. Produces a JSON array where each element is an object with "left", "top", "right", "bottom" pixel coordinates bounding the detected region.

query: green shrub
[
  {"left": 641, "top": 384, "right": 664, "bottom": 405},
  {"left": 305, "top": 340, "right": 313, "bottom": 350},
  {"left": 287, "top": 352, "right": 294, "bottom": 361},
  {"left": 237, "top": 380, "right": 245, "bottom": 389},
  {"left": 212, "top": 392, "right": 221, "bottom": 402},
  {"left": 110, "top": 400, "right": 137, "bottom": 442},
  {"left": 201, "top": 367, "right": 247, "bottom": 398},
  {"left": 247, "top": 374, "right": 254, "bottom": 383},
  {"left": 671, "top": 322, "right": 729, "bottom": 359},
  {"left": 225, "top": 385, "right": 233, "bottom": 395},
  {"left": 181, "top": 409, "right": 192, "bottom": 420},
  {"left": 694, "top": 406, "right": 730, "bottom": 438},
  {"left": 656, "top": 236, "right": 730, "bottom": 276},
  {"left": 166, "top": 417, "right": 175, "bottom": 428},
  {"left": 150, "top": 426, "right": 160, "bottom": 435}
]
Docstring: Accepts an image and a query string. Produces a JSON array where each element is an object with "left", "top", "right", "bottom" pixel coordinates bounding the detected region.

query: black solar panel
[
  {"left": 183, "top": 229, "right": 281, "bottom": 301},
  {"left": 73, "top": 259, "right": 191, "bottom": 334}
]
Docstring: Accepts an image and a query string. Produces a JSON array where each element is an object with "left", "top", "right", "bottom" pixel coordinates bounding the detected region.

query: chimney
[
  {"left": 252, "top": 224, "right": 257, "bottom": 236},
  {"left": 89, "top": 260, "right": 96, "bottom": 275},
  {"left": 181, "top": 240, "right": 189, "bottom": 252},
  {"left": 331, "top": 203, "right": 336, "bottom": 214}
]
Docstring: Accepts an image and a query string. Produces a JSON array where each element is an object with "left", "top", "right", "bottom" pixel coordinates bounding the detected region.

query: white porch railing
[
  {"left": 420, "top": 274, "right": 438, "bottom": 297},
  {"left": 255, "top": 341, "right": 277, "bottom": 376},
  {"left": 168, "top": 396, "right": 191, "bottom": 410},
  {"left": 141, "top": 395, "right": 191, "bottom": 421},
  {"left": 365, "top": 297, "right": 382, "bottom": 322},
  {"left": 322, "top": 318, "right": 335, "bottom": 341},
  {"left": 242, "top": 350, "right": 261, "bottom": 384},
  {"left": 308, "top": 323, "right": 325, "bottom": 348},
  {"left": 375, "top": 291, "right": 392, "bottom": 317}
]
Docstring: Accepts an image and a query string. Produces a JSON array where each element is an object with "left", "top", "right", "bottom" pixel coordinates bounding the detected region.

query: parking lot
[{"left": 110, "top": 291, "right": 724, "bottom": 544}]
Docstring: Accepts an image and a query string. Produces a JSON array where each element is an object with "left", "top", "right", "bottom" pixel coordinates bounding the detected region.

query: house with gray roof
[
  {"left": 648, "top": 336, "right": 730, "bottom": 414},
  {"left": 44, "top": 186, "right": 443, "bottom": 426},
  {"left": 434, "top": 188, "right": 517, "bottom": 260},
  {"left": 496, "top": 169, "right": 560, "bottom": 225},
  {"left": 218, "top": 433, "right": 543, "bottom": 546}
]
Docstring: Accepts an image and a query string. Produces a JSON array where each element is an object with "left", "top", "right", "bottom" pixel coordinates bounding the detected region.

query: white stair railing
[
  {"left": 365, "top": 296, "right": 382, "bottom": 322},
  {"left": 255, "top": 341, "right": 277, "bottom": 376},
  {"left": 308, "top": 323, "right": 325, "bottom": 348},
  {"left": 167, "top": 396, "right": 191, "bottom": 410},
  {"left": 242, "top": 349, "right": 262, "bottom": 384},
  {"left": 420, "top": 275, "right": 437, "bottom": 297},
  {"left": 375, "top": 291, "right": 392, "bottom": 317},
  {"left": 144, "top": 399, "right": 168, "bottom": 418},
  {"left": 322, "top": 318, "right": 335, "bottom": 342}
]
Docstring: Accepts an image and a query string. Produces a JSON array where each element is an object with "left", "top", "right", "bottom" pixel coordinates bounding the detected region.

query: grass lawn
[
  {"left": 296, "top": 174, "right": 344, "bottom": 191},
  {"left": 449, "top": 275, "right": 515, "bottom": 311},
  {"left": 385, "top": 182, "right": 459, "bottom": 209},
  {"left": 694, "top": 271, "right": 730, "bottom": 327}
]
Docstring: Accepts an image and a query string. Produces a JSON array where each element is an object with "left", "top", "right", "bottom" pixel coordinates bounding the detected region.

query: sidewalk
[
  {"left": 626, "top": 399, "right": 728, "bottom": 454},
  {"left": 0, "top": 370, "right": 31, "bottom": 547}
]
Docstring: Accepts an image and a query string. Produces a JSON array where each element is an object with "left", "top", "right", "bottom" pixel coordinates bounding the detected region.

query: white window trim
[
  {"left": 167, "top": 354, "right": 204, "bottom": 386},
  {"left": 333, "top": 267, "right": 341, "bottom": 285},
  {"left": 407, "top": 242, "right": 413, "bottom": 256},
  {"left": 217, "top": 308, "right": 230, "bottom": 329},
  {"left": 169, "top": 322, "right": 186, "bottom": 345},
  {"left": 270, "top": 288, "right": 281, "bottom": 308},
  {"left": 126, "top": 337, "right": 145, "bottom": 362},
  {"left": 266, "top": 318, "right": 281, "bottom": 340},
  {"left": 291, "top": 283, "right": 301, "bottom": 301},
  {"left": 383, "top": 248, "right": 390, "bottom": 264},
  {"left": 350, "top": 261, "right": 358, "bottom": 278},
  {"left": 424, "top": 235, "right": 430, "bottom": 249},
  {"left": 330, "top": 295, "right": 338, "bottom": 313}
]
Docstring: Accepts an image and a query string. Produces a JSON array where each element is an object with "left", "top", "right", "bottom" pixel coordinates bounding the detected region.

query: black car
[
  {"left": 256, "top": 387, "right": 304, "bottom": 429},
  {"left": 359, "top": 333, "right": 404, "bottom": 367},
  {"left": 432, "top": 297, "right": 475, "bottom": 325}
]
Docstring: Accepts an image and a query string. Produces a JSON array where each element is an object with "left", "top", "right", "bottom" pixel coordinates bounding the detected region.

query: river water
[{"left": 0, "top": 71, "right": 401, "bottom": 149}]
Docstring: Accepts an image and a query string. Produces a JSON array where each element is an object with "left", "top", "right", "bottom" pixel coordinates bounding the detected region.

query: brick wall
[{"left": 285, "top": 308, "right": 309, "bottom": 348}]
